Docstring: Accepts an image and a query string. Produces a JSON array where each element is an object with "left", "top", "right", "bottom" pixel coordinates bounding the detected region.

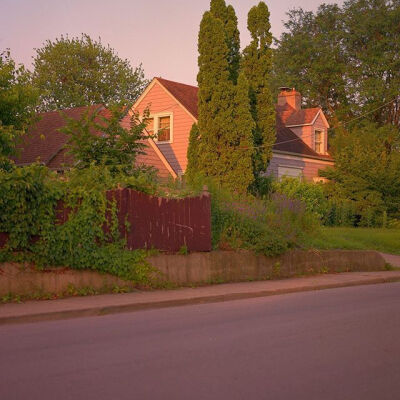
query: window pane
[
  {"left": 278, "top": 166, "right": 303, "bottom": 179},
  {"left": 315, "top": 130, "right": 322, "bottom": 153},
  {"left": 158, "top": 116, "right": 170, "bottom": 141}
]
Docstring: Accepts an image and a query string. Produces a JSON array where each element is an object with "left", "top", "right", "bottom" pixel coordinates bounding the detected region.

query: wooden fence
[{"left": 0, "top": 188, "right": 212, "bottom": 253}]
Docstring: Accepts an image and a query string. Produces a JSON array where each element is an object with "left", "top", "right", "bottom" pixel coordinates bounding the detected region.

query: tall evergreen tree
[
  {"left": 196, "top": 11, "right": 233, "bottom": 179},
  {"left": 185, "top": 123, "right": 200, "bottom": 183},
  {"left": 188, "top": 11, "right": 254, "bottom": 193},
  {"left": 242, "top": 2, "right": 276, "bottom": 186},
  {"left": 222, "top": 72, "right": 254, "bottom": 193},
  {"left": 210, "top": 0, "right": 240, "bottom": 83}
]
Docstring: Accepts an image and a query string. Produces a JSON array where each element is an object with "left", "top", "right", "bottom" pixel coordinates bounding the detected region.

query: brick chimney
[{"left": 278, "top": 87, "right": 301, "bottom": 111}]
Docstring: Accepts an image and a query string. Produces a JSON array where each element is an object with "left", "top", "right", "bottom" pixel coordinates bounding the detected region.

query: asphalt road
[{"left": 1, "top": 283, "right": 400, "bottom": 400}]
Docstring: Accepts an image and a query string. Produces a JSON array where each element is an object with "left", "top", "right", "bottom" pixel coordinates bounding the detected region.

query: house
[
  {"left": 11, "top": 104, "right": 105, "bottom": 170},
  {"left": 131, "top": 78, "right": 333, "bottom": 181},
  {"left": 13, "top": 77, "right": 333, "bottom": 181}
]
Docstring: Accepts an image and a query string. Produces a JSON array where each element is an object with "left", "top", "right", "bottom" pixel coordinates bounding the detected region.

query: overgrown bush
[
  {"left": 0, "top": 164, "right": 156, "bottom": 283},
  {"left": 193, "top": 178, "right": 318, "bottom": 256},
  {"left": 272, "top": 177, "right": 328, "bottom": 219},
  {"left": 272, "top": 176, "right": 391, "bottom": 228}
]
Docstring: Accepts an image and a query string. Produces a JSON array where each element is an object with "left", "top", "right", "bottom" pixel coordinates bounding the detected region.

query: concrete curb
[{"left": 1, "top": 273, "right": 400, "bottom": 326}]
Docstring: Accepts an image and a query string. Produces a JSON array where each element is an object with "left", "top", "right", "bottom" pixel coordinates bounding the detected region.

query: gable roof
[
  {"left": 13, "top": 104, "right": 178, "bottom": 177},
  {"left": 12, "top": 104, "right": 105, "bottom": 168},
  {"left": 156, "top": 77, "right": 199, "bottom": 119},
  {"left": 274, "top": 111, "right": 332, "bottom": 160},
  {"left": 285, "top": 108, "right": 321, "bottom": 126},
  {"left": 155, "top": 78, "right": 331, "bottom": 160}
]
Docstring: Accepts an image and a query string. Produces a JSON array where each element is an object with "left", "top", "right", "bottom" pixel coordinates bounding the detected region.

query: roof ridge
[
  {"left": 156, "top": 77, "right": 198, "bottom": 90},
  {"left": 38, "top": 104, "right": 104, "bottom": 116}
]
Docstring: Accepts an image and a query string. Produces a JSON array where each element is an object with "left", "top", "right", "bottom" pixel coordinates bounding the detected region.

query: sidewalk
[
  {"left": 1, "top": 270, "right": 400, "bottom": 326},
  {"left": 381, "top": 252, "right": 400, "bottom": 268}
]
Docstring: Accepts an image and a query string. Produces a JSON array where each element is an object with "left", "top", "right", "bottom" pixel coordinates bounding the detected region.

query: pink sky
[{"left": 0, "top": 0, "right": 343, "bottom": 85}]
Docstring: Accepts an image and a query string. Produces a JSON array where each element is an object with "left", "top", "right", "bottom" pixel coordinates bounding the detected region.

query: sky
[{"left": 0, "top": 0, "right": 344, "bottom": 85}]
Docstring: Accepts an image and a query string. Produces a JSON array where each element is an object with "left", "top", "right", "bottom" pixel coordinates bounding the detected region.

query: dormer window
[
  {"left": 146, "top": 113, "right": 173, "bottom": 143},
  {"left": 314, "top": 129, "right": 323, "bottom": 153}
]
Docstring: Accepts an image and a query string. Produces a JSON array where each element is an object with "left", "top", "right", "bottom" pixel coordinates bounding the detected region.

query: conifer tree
[
  {"left": 222, "top": 72, "right": 254, "bottom": 193},
  {"left": 188, "top": 10, "right": 254, "bottom": 193},
  {"left": 196, "top": 11, "right": 233, "bottom": 179},
  {"left": 242, "top": 2, "right": 276, "bottom": 187},
  {"left": 210, "top": 0, "right": 240, "bottom": 83},
  {"left": 185, "top": 123, "right": 200, "bottom": 183}
]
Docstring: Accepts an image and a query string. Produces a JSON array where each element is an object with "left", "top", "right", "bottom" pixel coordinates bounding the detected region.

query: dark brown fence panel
[
  {"left": 109, "top": 188, "right": 211, "bottom": 252},
  {"left": 0, "top": 189, "right": 211, "bottom": 253}
]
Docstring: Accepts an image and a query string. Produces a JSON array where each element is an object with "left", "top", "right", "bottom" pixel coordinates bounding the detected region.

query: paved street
[{"left": 1, "top": 283, "right": 400, "bottom": 400}]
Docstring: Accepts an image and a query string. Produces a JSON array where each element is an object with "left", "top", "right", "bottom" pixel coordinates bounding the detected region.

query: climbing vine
[{"left": 0, "top": 164, "right": 156, "bottom": 284}]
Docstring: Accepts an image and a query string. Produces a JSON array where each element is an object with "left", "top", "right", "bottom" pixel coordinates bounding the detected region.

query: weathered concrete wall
[
  {"left": 0, "top": 250, "right": 386, "bottom": 297},
  {"left": 0, "top": 263, "right": 134, "bottom": 297},
  {"left": 149, "top": 250, "right": 386, "bottom": 284}
]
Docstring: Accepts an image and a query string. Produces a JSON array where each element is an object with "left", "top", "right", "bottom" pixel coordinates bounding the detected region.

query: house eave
[{"left": 272, "top": 149, "right": 334, "bottom": 163}]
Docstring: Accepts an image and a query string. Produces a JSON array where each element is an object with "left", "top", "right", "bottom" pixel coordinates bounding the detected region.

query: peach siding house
[
  {"left": 131, "top": 78, "right": 334, "bottom": 181},
  {"left": 13, "top": 77, "right": 334, "bottom": 182}
]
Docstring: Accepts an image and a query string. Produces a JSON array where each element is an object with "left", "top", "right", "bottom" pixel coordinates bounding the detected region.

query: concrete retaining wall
[
  {"left": 0, "top": 264, "right": 134, "bottom": 297},
  {"left": 0, "top": 250, "right": 386, "bottom": 297},
  {"left": 149, "top": 250, "right": 386, "bottom": 284}
]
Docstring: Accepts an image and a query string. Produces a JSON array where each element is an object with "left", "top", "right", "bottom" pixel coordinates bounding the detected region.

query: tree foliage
[
  {"left": 273, "top": 0, "right": 400, "bottom": 127},
  {"left": 210, "top": 0, "right": 241, "bottom": 83},
  {"left": 0, "top": 50, "right": 38, "bottom": 170},
  {"left": 190, "top": 10, "right": 254, "bottom": 193},
  {"left": 61, "top": 103, "right": 150, "bottom": 175},
  {"left": 0, "top": 164, "right": 154, "bottom": 282},
  {"left": 242, "top": 2, "right": 276, "bottom": 188},
  {"left": 321, "top": 122, "right": 400, "bottom": 224},
  {"left": 185, "top": 123, "right": 200, "bottom": 183},
  {"left": 33, "top": 34, "right": 148, "bottom": 111}
]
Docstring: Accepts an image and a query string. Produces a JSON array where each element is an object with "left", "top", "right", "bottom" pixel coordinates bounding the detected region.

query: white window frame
[
  {"left": 314, "top": 128, "right": 324, "bottom": 154},
  {"left": 150, "top": 112, "right": 174, "bottom": 144}
]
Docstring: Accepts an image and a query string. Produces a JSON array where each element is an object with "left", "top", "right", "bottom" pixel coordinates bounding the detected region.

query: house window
[
  {"left": 147, "top": 113, "right": 173, "bottom": 143},
  {"left": 278, "top": 166, "right": 303, "bottom": 180},
  {"left": 314, "top": 130, "right": 323, "bottom": 153},
  {"left": 158, "top": 116, "right": 171, "bottom": 142}
]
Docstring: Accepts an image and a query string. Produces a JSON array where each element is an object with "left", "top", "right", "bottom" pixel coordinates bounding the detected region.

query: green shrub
[
  {"left": 0, "top": 164, "right": 155, "bottom": 283},
  {"left": 272, "top": 177, "right": 328, "bottom": 220},
  {"left": 207, "top": 178, "right": 318, "bottom": 256}
]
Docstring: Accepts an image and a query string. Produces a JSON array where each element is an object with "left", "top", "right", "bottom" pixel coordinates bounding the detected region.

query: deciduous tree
[
  {"left": 61, "top": 103, "right": 149, "bottom": 175},
  {"left": 0, "top": 50, "right": 38, "bottom": 170},
  {"left": 33, "top": 34, "right": 147, "bottom": 111}
]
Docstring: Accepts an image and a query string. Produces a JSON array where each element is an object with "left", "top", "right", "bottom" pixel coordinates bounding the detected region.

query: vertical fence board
[{"left": 0, "top": 189, "right": 211, "bottom": 252}]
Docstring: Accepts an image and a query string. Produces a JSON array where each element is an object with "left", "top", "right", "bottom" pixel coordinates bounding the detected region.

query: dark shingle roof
[
  {"left": 155, "top": 78, "right": 331, "bottom": 160},
  {"left": 274, "top": 112, "right": 332, "bottom": 160},
  {"left": 157, "top": 77, "right": 199, "bottom": 119},
  {"left": 12, "top": 104, "right": 104, "bottom": 169},
  {"left": 285, "top": 107, "right": 321, "bottom": 126},
  {"left": 14, "top": 78, "right": 332, "bottom": 170}
]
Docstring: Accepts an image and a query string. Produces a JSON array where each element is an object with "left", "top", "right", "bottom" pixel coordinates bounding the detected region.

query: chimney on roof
[{"left": 278, "top": 87, "right": 301, "bottom": 111}]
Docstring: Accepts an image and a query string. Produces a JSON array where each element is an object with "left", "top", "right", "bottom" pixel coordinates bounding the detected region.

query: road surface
[{"left": 1, "top": 283, "right": 400, "bottom": 399}]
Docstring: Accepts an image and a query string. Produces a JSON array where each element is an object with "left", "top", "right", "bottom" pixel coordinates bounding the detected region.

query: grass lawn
[{"left": 305, "top": 227, "right": 400, "bottom": 255}]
